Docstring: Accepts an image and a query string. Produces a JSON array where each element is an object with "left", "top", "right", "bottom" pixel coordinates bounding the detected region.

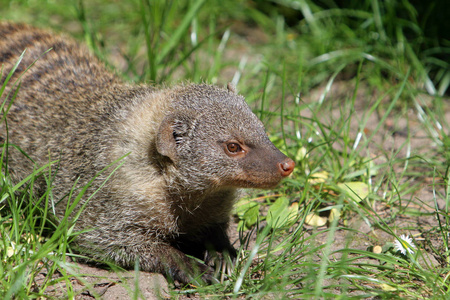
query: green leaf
[
  {"left": 234, "top": 199, "right": 260, "bottom": 230},
  {"left": 337, "top": 182, "right": 369, "bottom": 203},
  {"left": 380, "top": 283, "right": 397, "bottom": 291},
  {"left": 266, "top": 196, "right": 290, "bottom": 229},
  {"left": 234, "top": 199, "right": 258, "bottom": 218},
  {"left": 243, "top": 204, "right": 260, "bottom": 229},
  {"left": 328, "top": 207, "right": 341, "bottom": 223},
  {"left": 287, "top": 202, "right": 299, "bottom": 225},
  {"left": 305, "top": 213, "right": 327, "bottom": 227}
]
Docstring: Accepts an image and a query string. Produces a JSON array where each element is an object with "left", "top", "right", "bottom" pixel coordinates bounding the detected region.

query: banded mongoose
[{"left": 0, "top": 23, "right": 295, "bottom": 283}]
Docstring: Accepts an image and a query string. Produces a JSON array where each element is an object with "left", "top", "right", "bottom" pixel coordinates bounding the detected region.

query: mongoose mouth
[
  {"left": 232, "top": 178, "right": 285, "bottom": 189},
  {"left": 232, "top": 157, "right": 295, "bottom": 189}
]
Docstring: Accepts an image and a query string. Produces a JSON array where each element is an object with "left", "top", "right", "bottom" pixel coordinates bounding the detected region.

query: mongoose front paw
[
  {"left": 169, "top": 260, "right": 219, "bottom": 286},
  {"left": 204, "top": 247, "right": 237, "bottom": 281}
]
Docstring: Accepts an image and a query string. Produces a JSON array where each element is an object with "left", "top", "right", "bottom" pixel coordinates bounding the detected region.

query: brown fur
[{"left": 0, "top": 23, "right": 295, "bottom": 283}]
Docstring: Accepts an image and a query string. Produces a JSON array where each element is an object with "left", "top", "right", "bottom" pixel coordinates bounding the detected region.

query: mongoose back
[{"left": 0, "top": 23, "right": 295, "bottom": 283}]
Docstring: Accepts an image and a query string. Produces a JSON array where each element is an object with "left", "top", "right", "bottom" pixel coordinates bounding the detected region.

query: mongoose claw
[
  {"left": 203, "top": 248, "right": 236, "bottom": 282},
  {"left": 169, "top": 260, "right": 219, "bottom": 286}
]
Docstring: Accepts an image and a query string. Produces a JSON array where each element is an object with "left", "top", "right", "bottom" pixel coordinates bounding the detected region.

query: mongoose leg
[
  {"left": 172, "top": 223, "right": 237, "bottom": 280},
  {"left": 139, "top": 243, "right": 219, "bottom": 284}
]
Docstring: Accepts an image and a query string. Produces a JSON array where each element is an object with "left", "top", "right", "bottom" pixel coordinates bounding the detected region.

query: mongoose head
[{"left": 156, "top": 84, "right": 295, "bottom": 191}]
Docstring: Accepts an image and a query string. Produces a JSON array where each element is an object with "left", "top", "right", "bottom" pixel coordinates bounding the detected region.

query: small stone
[{"left": 373, "top": 245, "right": 382, "bottom": 254}]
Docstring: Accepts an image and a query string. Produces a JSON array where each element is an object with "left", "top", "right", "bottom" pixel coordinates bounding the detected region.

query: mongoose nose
[{"left": 278, "top": 158, "right": 295, "bottom": 177}]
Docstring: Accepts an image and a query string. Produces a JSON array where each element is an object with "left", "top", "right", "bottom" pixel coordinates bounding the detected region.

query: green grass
[
  {"left": 1, "top": 0, "right": 450, "bottom": 298},
  {"left": 1, "top": 55, "right": 75, "bottom": 298}
]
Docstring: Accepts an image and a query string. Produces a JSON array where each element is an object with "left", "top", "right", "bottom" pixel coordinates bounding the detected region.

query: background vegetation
[{"left": 1, "top": 0, "right": 449, "bottom": 298}]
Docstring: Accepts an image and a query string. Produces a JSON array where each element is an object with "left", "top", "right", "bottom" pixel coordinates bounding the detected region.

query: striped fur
[{"left": 0, "top": 23, "right": 294, "bottom": 283}]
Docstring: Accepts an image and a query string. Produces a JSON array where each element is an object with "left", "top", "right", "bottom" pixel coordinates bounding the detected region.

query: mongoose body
[{"left": 0, "top": 23, "right": 295, "bottom": 283}]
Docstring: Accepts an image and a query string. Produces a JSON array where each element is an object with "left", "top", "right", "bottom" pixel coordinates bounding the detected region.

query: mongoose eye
[{"left": 226, "top": 142, "right": 242, "bottom": 154}]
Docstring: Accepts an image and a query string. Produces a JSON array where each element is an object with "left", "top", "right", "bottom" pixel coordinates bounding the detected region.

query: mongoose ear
[
  {"left": 227, "top": 82, "right": 237, "bottom": 94},
  {"left": 156, "top": 114, "right": 191, "bottom": 162}
]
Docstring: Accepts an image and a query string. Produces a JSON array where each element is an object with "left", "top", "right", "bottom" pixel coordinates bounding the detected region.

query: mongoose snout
[
  {"left": 279, "top": 158, "right": 295, "bottom": 177},
  {"left": 0, "top": 22, "right": 295, "bottom": 284}
]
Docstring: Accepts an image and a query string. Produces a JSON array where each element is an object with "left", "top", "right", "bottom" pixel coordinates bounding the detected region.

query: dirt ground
[{"left": 34, "top": 262, "right": 170, "bottom": 299}]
